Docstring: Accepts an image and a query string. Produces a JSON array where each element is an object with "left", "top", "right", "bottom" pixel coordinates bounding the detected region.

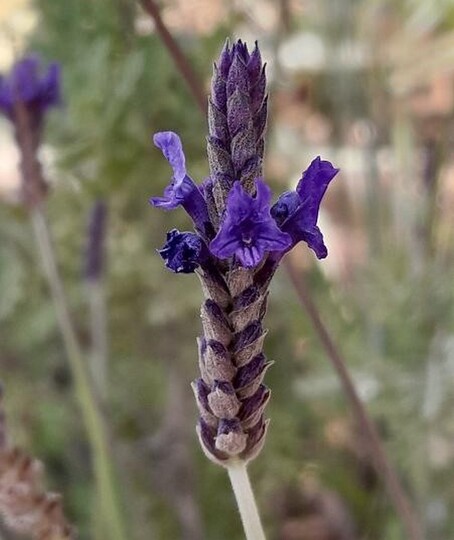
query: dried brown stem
[
  {"left": 139, "top": 0, "right": 207, "bottom": 115},
  {"left": 284, "top": 258, "right": 423, "bottom": 540}
]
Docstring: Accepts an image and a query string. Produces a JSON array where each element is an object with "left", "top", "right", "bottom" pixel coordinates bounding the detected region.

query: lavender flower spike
[
  {"left": 149, "top": 40, "right": 338, "bottom": 467},
  {"left": 210, "top": 179, "right": 291, "bottom": 268}
]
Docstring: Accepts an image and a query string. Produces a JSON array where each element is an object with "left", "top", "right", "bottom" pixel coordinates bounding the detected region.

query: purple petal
[
  {"left": 296, "top": 156, "right": 339, "bottom": 224},
  {"left": 236, "top": 244, "right": 264, "bottom": 268},
  {"left": 153, "top": 131, "right": 187, "bottom": 184},
  {"left": 39, "top": 63, "right": 61, "bottom": 108}
]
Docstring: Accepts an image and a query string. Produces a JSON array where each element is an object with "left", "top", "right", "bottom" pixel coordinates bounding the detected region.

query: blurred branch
[
  {"left": 84, "top": 201, "right": 109, "bottom": 403},
  {"left": 284, "top": 258, "right": 424, "bottom": 540},
  {"left": 139, "top": 0, "right": 207, "bottom": 115}
]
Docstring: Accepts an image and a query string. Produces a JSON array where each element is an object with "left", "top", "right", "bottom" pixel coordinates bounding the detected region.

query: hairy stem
[
  {"left": 284, "top": 258, "right": 424, "bottom": 540},
  {"left": 31, "top": 207, "right": 126, "bottom": 540},
  {"left": 227, "top": 461, "right": 266, "bottom": 540}
]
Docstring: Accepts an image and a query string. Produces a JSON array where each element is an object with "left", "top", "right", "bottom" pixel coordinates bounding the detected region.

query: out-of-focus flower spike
[
  {"left": 0, "top": 55, "right": 60, "bottom": 124},
  {"left": 0, "top": 55, "right": 61, "bottom": 208}
]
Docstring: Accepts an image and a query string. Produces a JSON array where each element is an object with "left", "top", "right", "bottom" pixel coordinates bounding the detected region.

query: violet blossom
[
  {"left": 149, "top": 39, "right": 339, "bottom": 465},
  {"left": 271, "top": 156, "right": 339, "bottom": 259},
  {"left": 210, "top": 179, "right": 291, "bottom": 267},
  {"left": 0, "top": 55, "right": 60, "bottom": 125}
]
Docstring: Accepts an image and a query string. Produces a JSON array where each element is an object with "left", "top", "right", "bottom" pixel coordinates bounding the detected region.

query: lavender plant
[
  {"left": 0, "top": 57, "right": 126, "bottom": 540},
  {"left": 0, "top": 55, "right": 60, "bottom": 207},
  {"left": 150, "top": 39, "right": 338, "bottom": 537}
]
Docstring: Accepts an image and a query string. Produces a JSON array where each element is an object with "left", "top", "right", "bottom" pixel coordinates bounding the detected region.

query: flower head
[
  {"left": 158, "top": 229, "right": 204, "bottom": 273},
  {"left": 272, "top": 156, "right": 339, "bottom": 259},
  {"left": 210, "top": 179, "right": 291, "bottom": 268},
  {"left": 0, "top": 56, "right": 60, "bottom": 123}
]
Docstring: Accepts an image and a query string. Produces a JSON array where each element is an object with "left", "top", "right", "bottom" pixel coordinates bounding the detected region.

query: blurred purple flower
[
  {"left": 272, "top": 157, "right": 339, "bottom": 259},
  {"left": 210, "top": 180, "right": 291, "bottom": 268},
  {"left": 0, "top": 56, "right": 60, "bottom": 122}
]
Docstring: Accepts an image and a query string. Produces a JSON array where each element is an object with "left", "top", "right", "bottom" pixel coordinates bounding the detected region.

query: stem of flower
[
  {"left": 284, "top": 257, "right": 424, "bottom": 540},
  {"left": 227, "top": 461, "right": 266, "bottom": 540},
  {"left": 30, "top": 207, "right": 126, "bottom": 540}
]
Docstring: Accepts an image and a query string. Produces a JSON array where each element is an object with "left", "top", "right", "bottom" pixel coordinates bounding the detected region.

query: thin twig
[
  {"left": 284, "top": 258, "right": 423, "bottom": 540},
  {"left": 139, "top": 0, "right": 207, "bottom": 115}
]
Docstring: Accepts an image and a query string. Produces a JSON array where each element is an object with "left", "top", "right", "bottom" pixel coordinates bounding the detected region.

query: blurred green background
[{"left": 1, "top": 1, "right": 454, "bottom": 539}]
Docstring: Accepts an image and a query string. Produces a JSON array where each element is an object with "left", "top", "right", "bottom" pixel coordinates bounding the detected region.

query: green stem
[
  {"left": 30, "top": 207, "right": 126, "bottom": 540},
  {"left": 227, "top": 461, "right": 266, "bottom": 540},
  {"left": 87, "top": 280, "right": 109, "bottom": 403}
]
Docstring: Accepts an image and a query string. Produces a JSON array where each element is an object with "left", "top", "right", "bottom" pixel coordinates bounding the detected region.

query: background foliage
[{"left": 1, "top": 0, "right": 454, "bottom": 538}]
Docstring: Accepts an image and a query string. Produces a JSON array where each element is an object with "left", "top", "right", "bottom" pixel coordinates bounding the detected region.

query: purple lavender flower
[
  {"left": 149, "top": 39, "right": 339, "bottom": 466},
  {"left": 272, "top": 156, "right": 339, "bottom": 259},
  {"left": 0, "top": 56, "right": 60, "bottom": 123},
  {"left": 158, "top": 229, "right": 204, "bottom": 273},
  {"left": 150, "top": 131, "right": 210, "bottom": 235},
  {"left": 210, "top": 180, "right": 291, "bottom": 267}
]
